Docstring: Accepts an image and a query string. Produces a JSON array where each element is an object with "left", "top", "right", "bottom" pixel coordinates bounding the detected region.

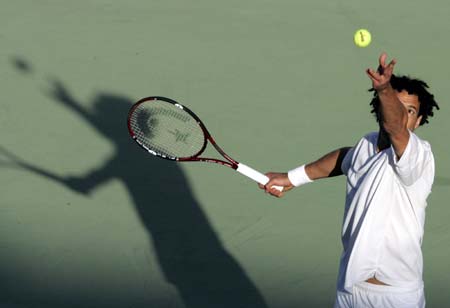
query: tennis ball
[{"left": 354, "top": 29, "right": 371, "bottom": 48}]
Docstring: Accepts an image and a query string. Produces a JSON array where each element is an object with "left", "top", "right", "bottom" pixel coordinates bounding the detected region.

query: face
[{"left": 396, "top": 90, "right": 422, "bottom": 131}]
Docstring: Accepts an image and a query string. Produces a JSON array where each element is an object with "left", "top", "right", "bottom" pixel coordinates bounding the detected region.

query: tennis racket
[{"left": 127, "top": 96, "right": 282, "bottom": 191}]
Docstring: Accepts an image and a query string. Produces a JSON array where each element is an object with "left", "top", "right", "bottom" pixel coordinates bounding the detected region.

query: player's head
[{"left": 369, "top": 75, "right": 440, "bottom": 129}]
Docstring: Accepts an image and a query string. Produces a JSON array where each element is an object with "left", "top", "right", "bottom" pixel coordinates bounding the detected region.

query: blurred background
[{"left": 1, "top": 1, "right": 449, "bottom": 307}]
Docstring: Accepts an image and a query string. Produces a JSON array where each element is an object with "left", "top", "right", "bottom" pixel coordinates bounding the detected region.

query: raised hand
[
  {"left": 47, "top": 79, "right": 77, "bottom": 105},
  {"left": 366, "top": 53, "right": 397, "bottom": 91}
]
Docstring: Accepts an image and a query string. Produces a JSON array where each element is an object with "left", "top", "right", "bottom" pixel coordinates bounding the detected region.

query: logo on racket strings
[{"left": 168, "top": 129, "right": 190, "bottom": 143}]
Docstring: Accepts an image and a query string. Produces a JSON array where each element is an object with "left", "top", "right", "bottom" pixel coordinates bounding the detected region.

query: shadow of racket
[{"left": 0, "top": 145, "right": 89, "bottom": 194}]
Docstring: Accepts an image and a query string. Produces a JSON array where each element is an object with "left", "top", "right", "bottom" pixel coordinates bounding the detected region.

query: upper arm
[
  {"left": 329, "top": 147, "right": 352, "bottom": 177},
  {"left": 304, "top": 147, "right": 353, "bottom": 180},
  {"left": 340, "top": 146, "right": 354, "bottom": 176},
  {"left": 389, "top": 128, "right": 410, "bottom": 159}
]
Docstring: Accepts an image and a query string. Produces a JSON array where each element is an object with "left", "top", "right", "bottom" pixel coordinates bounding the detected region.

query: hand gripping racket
[{"left": 127, "top": 96, "right": 282, "bottom": 191}]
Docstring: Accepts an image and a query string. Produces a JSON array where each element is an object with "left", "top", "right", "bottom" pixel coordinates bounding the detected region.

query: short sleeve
[{"left": 391, "top": 131, "right": 433, "bottom": 186}]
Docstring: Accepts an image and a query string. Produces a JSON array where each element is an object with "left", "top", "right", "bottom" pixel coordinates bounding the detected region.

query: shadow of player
[{"left": 1, "top": 70, "right": 268, "bottom": 308}]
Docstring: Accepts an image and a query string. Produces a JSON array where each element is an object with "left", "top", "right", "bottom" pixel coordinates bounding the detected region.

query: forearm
[
  {"left": 377, "top": 85, "right": 408, "bottom": 136},
  {"left": 304, "top": 147, "right": 351, "bottom": 180},
  {"left": 377, "top": 85, "right": 411, "bottom": 158},
  {"left": 264, "top": 147, "right": 351, "bottom": 197}
]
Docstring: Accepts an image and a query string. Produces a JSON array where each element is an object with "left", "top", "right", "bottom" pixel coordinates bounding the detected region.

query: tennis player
[{"left": 261, "top": 53, "right": 440, "bottom": 308}]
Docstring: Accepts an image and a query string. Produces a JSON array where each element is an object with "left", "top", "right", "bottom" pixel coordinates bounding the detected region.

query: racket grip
[{"left": 236, "top": 163, "right": 283, "bottom": 192}]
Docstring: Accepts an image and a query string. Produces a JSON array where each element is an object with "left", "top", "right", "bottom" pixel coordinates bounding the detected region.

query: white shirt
[{"left": 338, "top": 131, "right": 434, "bottom": 292}]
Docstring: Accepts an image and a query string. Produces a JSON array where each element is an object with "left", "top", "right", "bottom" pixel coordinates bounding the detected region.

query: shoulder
[
  {"left": 341, "top": 132, "right": 377, "bottom": 175},
  {"left": 362, "top": 131, "right": 378, "bottom": 143},
  {"left": 351, "top": 131, "right": 378, "bottom": 150},
  {"left": 410, "top": 131, "right": 431, "bottom": 147},
  {"left": 345, "top": 131, "right": 378, "bottom": 155},
  {"left": 406, "top": 131, "right": 433, "bottom": 155}
]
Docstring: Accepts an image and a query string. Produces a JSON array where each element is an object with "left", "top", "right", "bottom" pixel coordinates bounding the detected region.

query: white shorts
[{"left": 333, "top": 282, "right": 425, "bottom": 308}]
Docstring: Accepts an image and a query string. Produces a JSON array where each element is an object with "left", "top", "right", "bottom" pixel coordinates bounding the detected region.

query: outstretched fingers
[
  {"left": 378, "top": 52, "right": 388, "bottom": 68},
  {"left": 366, "top": 53, "right": 397, "bottom": 90},
  {"left": 366, "top": 67, "right": 381, "bottom": 80},
  {"left": 378, "top": 53, "right": 397, "bottom": 75}
]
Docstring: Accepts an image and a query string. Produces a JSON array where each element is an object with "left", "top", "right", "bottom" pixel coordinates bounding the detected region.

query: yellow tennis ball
[{"left": 354, "top": 29, "right": 372, "bottom": 47}]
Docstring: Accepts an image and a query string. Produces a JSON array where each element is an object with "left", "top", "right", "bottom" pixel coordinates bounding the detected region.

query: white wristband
[{"left": 288, "top": 164, "right": 313, "bottom": 187}]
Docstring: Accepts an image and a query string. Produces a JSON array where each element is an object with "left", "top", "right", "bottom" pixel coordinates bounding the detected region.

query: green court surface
[{"left": 1, "top": 1, "right": 449, "bottom": 307}]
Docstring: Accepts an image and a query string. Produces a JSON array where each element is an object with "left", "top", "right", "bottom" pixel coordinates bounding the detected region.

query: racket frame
[{"left": 127, "top": 96, "right": 239, "bottom": 169}]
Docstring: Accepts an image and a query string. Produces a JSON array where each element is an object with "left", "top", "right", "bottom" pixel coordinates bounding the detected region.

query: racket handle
[{"left": 236, "top": 163, "right": 283, "bottom": 192}]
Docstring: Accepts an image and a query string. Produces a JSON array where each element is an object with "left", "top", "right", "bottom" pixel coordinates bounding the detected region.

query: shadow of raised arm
[{"left": 46, "top": 78, "right": 95, "bottom": 125}]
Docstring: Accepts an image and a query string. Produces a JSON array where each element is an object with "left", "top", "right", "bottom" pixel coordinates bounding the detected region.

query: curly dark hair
[{"left": 369, "top": 75, "right": 440, "bottom": 126}]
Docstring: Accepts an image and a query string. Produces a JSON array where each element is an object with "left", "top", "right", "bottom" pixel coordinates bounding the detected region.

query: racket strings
[{"left": 129, "top": 100, "right": 205, "bottom": 159}]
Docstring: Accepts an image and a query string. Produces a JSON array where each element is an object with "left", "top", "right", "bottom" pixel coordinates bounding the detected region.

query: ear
[{"left": 414, "top": 115, "right": 423, "bottom": 129}]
